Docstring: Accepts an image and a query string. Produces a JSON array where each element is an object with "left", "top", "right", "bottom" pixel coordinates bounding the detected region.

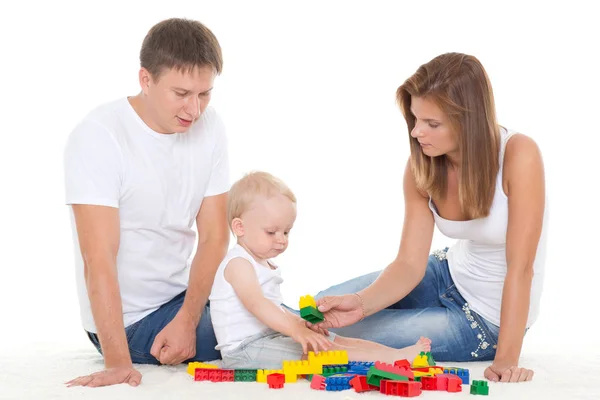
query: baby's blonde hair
[{"left": 227, "top": 171, "right": 297, "bottom": 226}]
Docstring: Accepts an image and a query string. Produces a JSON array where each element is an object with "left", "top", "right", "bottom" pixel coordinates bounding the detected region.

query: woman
[{"left": 312, "top": 53, "right": 547, "bottom": 383}]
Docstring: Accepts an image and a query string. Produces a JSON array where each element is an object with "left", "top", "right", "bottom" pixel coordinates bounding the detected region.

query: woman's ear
[{"left": 231, "top": 218, "right": 244, "bottom": 237}]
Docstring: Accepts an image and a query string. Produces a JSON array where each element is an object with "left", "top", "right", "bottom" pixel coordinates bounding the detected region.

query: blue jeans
[
  {"left": 314, "top": 250, "right": 500, "bottom": 362},
  {"left": 86, "top": 291, "right": 220, "bottom": 364}
]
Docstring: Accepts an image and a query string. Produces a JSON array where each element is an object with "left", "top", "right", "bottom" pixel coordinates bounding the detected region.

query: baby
[{"left": 209, "top": 171, "right": 431, "bottom": 369}]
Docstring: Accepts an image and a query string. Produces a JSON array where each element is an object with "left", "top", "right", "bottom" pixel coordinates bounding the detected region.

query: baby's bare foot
[{"left": 396, "top": 336, "right": 432, "bottom": 362}]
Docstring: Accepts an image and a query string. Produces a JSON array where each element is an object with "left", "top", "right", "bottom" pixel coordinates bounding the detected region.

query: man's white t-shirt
[{"left": 64, "top": 97, "right": 230, "bottom": 333}]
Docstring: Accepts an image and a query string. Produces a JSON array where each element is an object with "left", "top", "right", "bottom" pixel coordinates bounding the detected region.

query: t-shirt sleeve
[
  {"left": 64, "top": 119, "right": 122, "bottom": 208},
  {"left": 204, "top": 112, "right": 230, "bottom": 197}
]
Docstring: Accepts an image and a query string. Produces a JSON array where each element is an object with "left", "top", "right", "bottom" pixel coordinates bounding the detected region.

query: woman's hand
[
  {"left": 484, "top": 362, "right": 534, "bottom": 383},
  {"left": 311, "top": 294, "right": 364, "bottom": 330}
]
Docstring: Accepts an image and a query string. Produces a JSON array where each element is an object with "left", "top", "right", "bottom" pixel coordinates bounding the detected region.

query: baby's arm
[{"left": 225, "top": 258, "right": 331, "bottom": 353}]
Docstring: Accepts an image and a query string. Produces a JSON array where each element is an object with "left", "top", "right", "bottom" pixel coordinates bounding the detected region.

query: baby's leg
[{"left": 329, "top": 335, "right": 431, "bottom": 364}]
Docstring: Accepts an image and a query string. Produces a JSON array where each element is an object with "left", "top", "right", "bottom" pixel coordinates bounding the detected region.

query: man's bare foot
[{"left": 395, "top": 336, "right": 432, "bottom": 362}]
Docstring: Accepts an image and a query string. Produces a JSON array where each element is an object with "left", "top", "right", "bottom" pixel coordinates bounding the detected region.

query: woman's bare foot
[{"left": 395, "top": 336, "right": 432, "bottom": 362}]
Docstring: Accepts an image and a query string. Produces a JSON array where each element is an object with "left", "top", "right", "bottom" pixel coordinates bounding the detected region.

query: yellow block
[
  {"left": 308, "top": 350, "right": 349, "bottom": 367},
  {"left": 299, "top": 295, "right": 317, "bottom": 309},
  {"left": 186, "top": 361, "right": 218, "bottom": 376},
  {"left": 413, "top": 371, "right": 434, "bottom": 378},
  {"left": 412, "top": 354, "right": 429, "bottom": 368},
  {"left": 257, "top": 369, "right": 297, "bottom": 383},
  {"left": 283, "top": 359, "right": 323, "bottom": 376}
]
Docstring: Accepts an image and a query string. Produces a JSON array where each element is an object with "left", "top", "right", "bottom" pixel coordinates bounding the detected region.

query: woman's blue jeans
[{"left": 314, "top": 250, "right": 500, "bottom": 362}]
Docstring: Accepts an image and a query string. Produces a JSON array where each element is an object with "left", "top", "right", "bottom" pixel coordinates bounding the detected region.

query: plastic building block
[
  {"left": 194, "top": 368, "right": 234, "bottom": 382},
  {"left": 470, "top": 380, "right": 489, "bottom": 395},
  {"left": 299, "top": 295, "right": 325, "bottom": 324},
  {"left": 348, "top": 361, "right": 374, "bottom": 375},
  {"left": 187, "top": 361, "right": 218, "bottom": 376},
  {"left": 234, "top": 369, "right": 257, "bottom": 382},
  {"left": 412, "top": 352, "right": 429, "bottom": 368},
  {"left": 438, "top": 374, "right": 463, "bottom": 392},
  {"left": 394, "top": 359, "right": 411, "bottom": 369},
  {"left": 380, "top": 380, "right": 422, "bottom": 397},
  {"left": 444, "top": 367, "right": 470, "bottom": 384},
  {"left": 300, "top": 306, "right": 324, "bottom": 323},
  {"left": 299, "top": 294, "right": 318, "bottom": 309},
  {"left": 426, "top": 351, "right": 436, "bottom": 366},
  {"left": 310, "top": 375, "right": 326, "bottom": 390},
  {"left": 283, "top": 359, "right": 322, "bottom": 376},
  {"left": 325, "top": 375, "right": 353, "bottom": 391},
  {"left": 321, "top": 364, "right": 348, "bottom": 378},
  {"left": 412, "top": 371, "right": 434, "bottom": 378},
  {"left": 257, "top": 369, "right": 285, "bottom": 383},
  {"left": 308, "top": 350, "right": 348, "bottom": 367},
  {"left": 412, "top": 366, "right": 444, "bottom": 374},
  {"left": 257, "top": 369, "right": 297, "bottom": 383},
  {"left": 421, "top": 376, "right": 439, "bottom": 390},
  {"left": 366, "top": 365, "right": 409, "bottom": 387},
  {"left": 267, "top": 373, "right": 285, "bottom": 389},
  {"left": 374, "top": 361, "right": 414, "bottom": 380},
  {"left": 350, "top": 375, "right": 378, "bottom": 392}
]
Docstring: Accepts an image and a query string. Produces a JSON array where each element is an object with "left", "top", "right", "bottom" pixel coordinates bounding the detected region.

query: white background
[{"left": 0, "top": 0, "right": 598, "bottom": 357}]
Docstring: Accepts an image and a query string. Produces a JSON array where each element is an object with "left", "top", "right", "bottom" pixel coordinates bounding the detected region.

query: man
[{"left": 64, "top": 18, "right": 230, "bottom": 388}]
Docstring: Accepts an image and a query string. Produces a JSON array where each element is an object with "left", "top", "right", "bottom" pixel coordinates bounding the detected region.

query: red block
[
  {"left": 374, "top": 361, "right": 414, "bottom": 380},
  {"left": 194, "top": 368, "right": 211, "bottom": 381},
  {"left": 267, "top": 373, "right": 285, "bottom": 389},
  {"left": 350, "top": 375, "right": 377, "bottom": 393},
  {"left": 194, "top": 368, "right": 234, "bottom": 383},
  {"left": 439, "top": 374, "right": 462, "bottom": 392},
  {"left": 399, "top": 381, "right": 422, "bottom": 397},
  {"left": 394, "top": 359, "right": 411, "bottom": 369},
  {"left": 310, "top": 375, "right": 326, "bottom": 390},
  {"left": 421, "top": 376, "right": 438, "bottom": 390},
  {"left": 381, "top": 380, "right": 422, "bottom": 397}
]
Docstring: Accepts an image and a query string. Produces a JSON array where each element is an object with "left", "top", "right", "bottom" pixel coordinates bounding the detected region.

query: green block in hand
[{"left": 300, "top": 306, "right": 324, "bottom": 323}]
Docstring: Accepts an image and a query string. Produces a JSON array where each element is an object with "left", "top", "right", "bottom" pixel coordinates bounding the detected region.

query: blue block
[{"left": 443, "top": 368, "right": 470, "bottom": 385}]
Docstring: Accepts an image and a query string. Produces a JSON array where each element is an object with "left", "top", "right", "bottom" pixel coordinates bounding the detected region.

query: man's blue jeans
[
  {"left": 313, "top": 250, "right": 501, "bottom": 362},
  {"left": 86, "top": 291, "right": 220, "bottom": 364}
]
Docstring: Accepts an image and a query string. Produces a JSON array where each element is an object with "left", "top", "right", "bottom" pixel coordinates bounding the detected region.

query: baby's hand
[{"left": 290, "top": 326, "right": 332, "bottom": 354}]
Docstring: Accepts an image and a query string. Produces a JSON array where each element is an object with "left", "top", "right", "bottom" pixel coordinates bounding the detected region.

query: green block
[
  {"left": 414, "top": 376, "right": 422, "bottom": 382},
  {"left": 366, "top": 366, "right": 409, "bottom": 387},
  {"left": 234, "top": 369, "right": 257, "bottom": 382},
  {"left": 470, "top": 380, "right": 489, "bottom": 395},
  {"left": 300, "top": 306, "right": 324, "bottom": 323},
  {"left": 426, "top": 351, "right": 436, "bottom": 366},
  {"left": 322, "top": 366, "right": 347, "bottom": 377}
]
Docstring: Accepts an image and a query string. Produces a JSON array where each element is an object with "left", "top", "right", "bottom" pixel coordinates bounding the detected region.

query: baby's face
[{"left": 241, "top": 193, "right": 296, "bottom": 260}]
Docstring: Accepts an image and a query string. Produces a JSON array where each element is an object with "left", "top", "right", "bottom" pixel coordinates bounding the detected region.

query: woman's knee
[{"left": 315, "top": 270, "right": 382, "bottom": 299}]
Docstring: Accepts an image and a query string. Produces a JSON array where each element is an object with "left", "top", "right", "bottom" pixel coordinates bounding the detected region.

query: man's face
[{"left": 141, "top": 65, "right": 215, "bottom": 133}]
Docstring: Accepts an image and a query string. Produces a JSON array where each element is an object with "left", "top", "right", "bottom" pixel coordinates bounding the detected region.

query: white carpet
[{"left": 1, "top": 343, "right": 599, "bottom": 400}]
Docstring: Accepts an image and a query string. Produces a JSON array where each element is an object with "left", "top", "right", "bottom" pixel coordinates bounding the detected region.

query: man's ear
[{"left": 139, "top": 67, "right": 152, "bottom": 95}]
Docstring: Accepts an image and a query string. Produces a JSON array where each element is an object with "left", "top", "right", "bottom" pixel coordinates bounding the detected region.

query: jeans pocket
[{"left": 125, "top": 319, "right": 143, "bottom": 342}]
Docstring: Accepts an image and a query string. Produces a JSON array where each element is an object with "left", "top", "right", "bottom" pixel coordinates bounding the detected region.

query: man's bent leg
[{"left": 124, "top": 291, "right": 220, "bottom": 364}]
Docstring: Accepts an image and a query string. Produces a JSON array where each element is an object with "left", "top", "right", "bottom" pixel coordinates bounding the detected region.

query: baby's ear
[{"left": 231, "top": 218, "right": 244, "bottom": 237}]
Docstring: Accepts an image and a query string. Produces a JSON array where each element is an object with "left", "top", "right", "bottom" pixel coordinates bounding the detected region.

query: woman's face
[{"left": 410, "top": 96, "right": 458, "bottom": 159}]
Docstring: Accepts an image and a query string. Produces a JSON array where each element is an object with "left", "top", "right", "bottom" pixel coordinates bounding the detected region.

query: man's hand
[
  {"left": 66, "top": 366, "right": 142, "bottom": 388},
  {"left": 484, "top": 361, "right": 534, "bottom": 383},
  {"left": 150, "top": 311, "right": 197, "bottom": 364}
]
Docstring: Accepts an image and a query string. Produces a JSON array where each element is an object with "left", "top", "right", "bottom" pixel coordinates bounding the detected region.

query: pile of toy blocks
[{"left": 187, "top": 294, "right": 487, "bottom": 396}]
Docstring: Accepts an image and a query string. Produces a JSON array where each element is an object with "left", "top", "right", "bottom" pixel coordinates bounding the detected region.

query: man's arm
[
  {"left": 66, "top": 204, "right": 141, "bottom": 387},
  {"left": 182, "top": 192, "right": 230, "bottom": 323},
  {"left": 150, "top": 192, "right": 229, "bottom": 364}
]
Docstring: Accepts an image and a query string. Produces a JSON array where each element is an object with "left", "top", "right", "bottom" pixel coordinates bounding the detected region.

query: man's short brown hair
[{"left": 140, "top": 18, "right": 223, "bottom": 81}]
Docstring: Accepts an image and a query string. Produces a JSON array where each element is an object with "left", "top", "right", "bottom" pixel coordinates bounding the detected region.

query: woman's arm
[
  {"left": 358, "top": 160, "right": 436, "bottom": 315},
  {"left": 486, "top": 134, "right": 545, "bottom": 383}
]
